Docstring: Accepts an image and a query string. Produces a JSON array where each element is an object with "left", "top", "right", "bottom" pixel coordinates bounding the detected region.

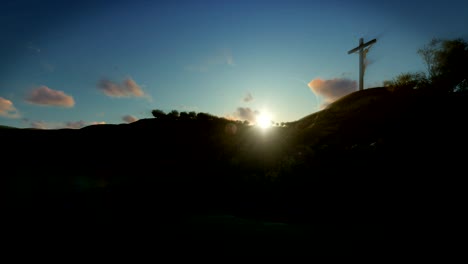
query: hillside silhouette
[{"left": 2, "top": 85, "right": 467, "bottom": 254}]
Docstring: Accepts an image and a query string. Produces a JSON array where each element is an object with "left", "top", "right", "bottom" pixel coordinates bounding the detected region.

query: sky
[{"left": 1, "top": 0, "right": 467, "bottom": 129}]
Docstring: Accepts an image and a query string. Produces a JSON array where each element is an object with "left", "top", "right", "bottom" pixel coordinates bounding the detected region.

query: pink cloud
[
  {"left": 308, "top": 78, "right": 357, "bottom": 107},
  {"left": 122, "top": 115, "right": 138, "bottom": 123},
  {"left": 65, "top": 120, "right": 87, "bottom": 129},
  {"left": 0, "top": 97, "right": 20, "bottom": 118},
  {"left": 65, "top": 121, "right": 106, "bottom": 129},
  {"left": 90, "top": 121, "right": 106, "bottom": 125},
  {"left": 25, "top": 86, "right": 75, "bottom": 107},
  {"left": 97, "top": 77, "right": 145, "bottom": 98},
  {"left": 28, "top": 120, "right": 106, "bottom": 129}
]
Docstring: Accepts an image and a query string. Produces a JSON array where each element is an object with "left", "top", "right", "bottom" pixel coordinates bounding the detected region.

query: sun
[{"left": 256, "top": 112, "right": 272, "bottom": 129}]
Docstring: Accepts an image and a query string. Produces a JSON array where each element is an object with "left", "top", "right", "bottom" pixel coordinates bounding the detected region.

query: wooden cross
[{"left": 348, "top": 38, "right": 377, "bottom": 91}]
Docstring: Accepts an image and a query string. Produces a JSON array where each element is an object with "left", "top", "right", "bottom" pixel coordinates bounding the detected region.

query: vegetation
[{"left": 384, "top": 37, "right": 468, "bottom": 92}]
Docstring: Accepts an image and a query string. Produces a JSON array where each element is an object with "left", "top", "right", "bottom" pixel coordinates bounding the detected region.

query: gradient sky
[{"left": 1, "top": 0, "right": 467, "bottom": 129}]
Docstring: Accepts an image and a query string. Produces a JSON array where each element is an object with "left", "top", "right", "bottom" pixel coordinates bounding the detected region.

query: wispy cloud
[
  {"left": 243, "top": 92, "right": 253, "bottom": 102},
  {"left": 97, "top": 77, "right": 145, "bottom": 98},
  {"left": 186, "top": 49, "right": 235, "bottom": 72},
  {"left": 27, "top": 43, "right": 41, "bottom": 53},
  {"left": 25, "top": 86, "right": 75, "bottom": 107},
  {"left": 41, "top": 61, "right": 55, "bottom": 73},
  {"left": 177, "top": 105, "right": 199, "bottom": 112},
  {"left": 308, "top": 78, "right": 356, "bottom": 107},
  {"left": 223, "top": 49, "right": 235, "bottom": 66},
  {"left": 0, "top": 97, "right": 20, "bottom": 118},
  {"left": 122, "top": 115, "right": 138, "bottom": 123}
]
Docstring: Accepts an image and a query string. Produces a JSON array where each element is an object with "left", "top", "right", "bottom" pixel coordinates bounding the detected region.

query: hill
[{"left": 2, "top": 87, "right": 466, "bottom": 253}]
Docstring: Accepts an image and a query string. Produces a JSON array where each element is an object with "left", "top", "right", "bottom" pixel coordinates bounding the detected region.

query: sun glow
[{"left": 256, "top": 112, "right": 272, "bottom": 129}]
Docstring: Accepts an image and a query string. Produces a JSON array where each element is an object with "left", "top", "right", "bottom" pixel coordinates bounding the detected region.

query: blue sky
[{"left": 1, "top": 0, "right": 467, "bottom": 129}]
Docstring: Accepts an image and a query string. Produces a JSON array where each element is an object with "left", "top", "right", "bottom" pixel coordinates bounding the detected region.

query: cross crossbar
[{"left": 348, "top": 38, "right": 376, "bottom": 54}]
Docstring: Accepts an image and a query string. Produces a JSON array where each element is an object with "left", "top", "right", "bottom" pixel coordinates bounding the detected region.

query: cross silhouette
[{"left": 348, "top": 38, "right": 377, "bottom": 91}]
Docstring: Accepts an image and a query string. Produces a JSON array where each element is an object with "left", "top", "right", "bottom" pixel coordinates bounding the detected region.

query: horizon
[{"left": 1, "top": 0, "right": 467, "bottom": 129}]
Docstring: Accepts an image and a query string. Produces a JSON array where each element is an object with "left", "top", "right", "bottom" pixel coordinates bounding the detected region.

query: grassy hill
[{"left": 2, "top": 86, "right": 466, "bottom": 253}]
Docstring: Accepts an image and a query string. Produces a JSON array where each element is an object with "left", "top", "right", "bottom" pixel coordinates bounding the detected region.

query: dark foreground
[{"left": 2, "top": 89, "right": 466, "bottom": 255}]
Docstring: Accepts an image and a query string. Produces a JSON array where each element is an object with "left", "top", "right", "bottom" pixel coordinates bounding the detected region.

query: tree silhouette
[
  {"left": 196, "top": 112, "right": 215, "bottom": 121},
  {"left": 179, "top": 111, "right": 189, "bottom": 120},
  {"left": 385, "top": 37, "right": 468, "bottom": 92},
  {"left": 418, "top": 38, "right": 439, "bottom": 80},
  {"left": 188, "top": 111, "right": 197, "bottom": 119},
  {"left": 168, "top": 110, "right": 179, "bottom": 119},
  {"left": 419, "top": 38, "right": 468, "bottom": 92},
  {"left": 152, "top": 109, "right": 166, "bottom": 119}
]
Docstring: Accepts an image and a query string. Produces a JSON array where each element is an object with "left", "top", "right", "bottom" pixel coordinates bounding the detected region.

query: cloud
[
  {"left": 41, "top": 61, "right": 55, "bottom": 73},
  {"left": 122, "top": 115, "right": 138, "bottom": 123},
  {"left": 97, "top": 77, "right": 145, "bottom": 98},
  {"left": 90, "top": 121, "right": 106, "bottom": 126},
  {"left": 25, "top": 86, "right": 75, "bottom": 107},
  {"left": 186, "top": 49, "right": 235, "bottom": 72},
  {"left": 227, "top": 107, "right": 259, "bottom": 124},
  {"left": 30, "top": 121, "right": 47, "bottom": 129},
  {"left": 0, "top": 97, "right": 20, "bottom": 118},
  {"left": 28, "top": 120, "right": 106, "bottom": 129},
  {"left": 223, "top": 49, "right": 235, "bottom": 66},
  {"left": 308, "top": 78, "right": 357, "bottom": 107},
  {"left": 65, "top": 120, "right": 106, "bottom": 129},
  {"left": 65, "top": 121, "right": 87, "bottom": 129},
  {"left": 243, "top": 92, "right": 253, "bottom": 102},
  {"left": 27, "top": 43, "right": 41, "bottom": 53}
]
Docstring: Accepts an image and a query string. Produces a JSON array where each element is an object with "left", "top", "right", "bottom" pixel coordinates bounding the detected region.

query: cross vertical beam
[{"left": 348, "top": 37, "right": 377, "bottom": 91}]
